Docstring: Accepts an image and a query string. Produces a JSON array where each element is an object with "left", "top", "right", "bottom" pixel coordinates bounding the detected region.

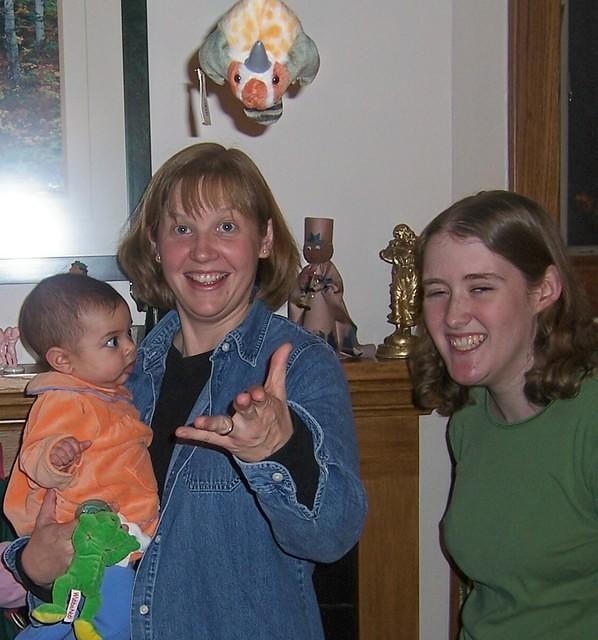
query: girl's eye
[
  {"left": 218, "top": 222, "right": 236, "bottom": 233},
  {"left": 174, "top": 224, "right": 191, "bottom": 235},
  {"left": 423, "top": 289, "right": 447, "bottom": 299}
]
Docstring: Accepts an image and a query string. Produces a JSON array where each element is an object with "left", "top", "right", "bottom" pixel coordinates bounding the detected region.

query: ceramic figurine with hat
[{"left": 289, "top": 217, "right": 374, "bottom": 358}]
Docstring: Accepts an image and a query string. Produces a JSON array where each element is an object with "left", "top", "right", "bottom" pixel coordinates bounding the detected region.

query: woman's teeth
[{"left": 188, "top": 272, "right": 226, "bottom": 284}]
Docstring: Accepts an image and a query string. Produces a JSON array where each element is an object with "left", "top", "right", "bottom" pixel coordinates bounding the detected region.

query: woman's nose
[
  {"left": 190, "top": 233, "right": 218, "bottom": 262},
  {"left": 445, "top": 294, "right": 471, "bottom": 328}
]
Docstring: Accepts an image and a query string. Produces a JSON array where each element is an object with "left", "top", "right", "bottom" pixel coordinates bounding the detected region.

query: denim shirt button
[
  {"left": 271, "top": 472, "right": 284, "bottom": 482},
  {"left": 221, "top": 342, "right": 231, "bottom": 352},
  {"left": 139, "top": 604, "right": 149, "bottom": 615},
  {"left": 154, "top": 534, "right": 161, "bottom": 544}
]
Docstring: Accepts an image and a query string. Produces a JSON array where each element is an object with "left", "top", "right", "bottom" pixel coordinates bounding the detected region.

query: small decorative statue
[
  {"left": 288, "top": 217, "right": 374, "bottom": 358},
  {"left": 0, "top": 326, "right": 24, "bottom": 373},
  {"left": 69, "top": 260, "right": 89, "bottom": 276},
  {"left": 198, "top": 0, "right": 320, "bottom": 125},
  {"left": 377, "top": 223, "right": 419, "bottom": 359}
]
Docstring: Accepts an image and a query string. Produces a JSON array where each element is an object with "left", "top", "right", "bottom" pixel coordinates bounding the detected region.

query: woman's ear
[
  {"left": 259, "top": 219, "right": 274, "bottom": 258},
  {"left": 535, "top": 264, "right": 563, "bottom": 313},
  {"left": 45, "top": 347, "right": 73, "bottom": 374}
]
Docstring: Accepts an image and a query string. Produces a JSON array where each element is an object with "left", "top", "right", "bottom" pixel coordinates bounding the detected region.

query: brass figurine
[{"left": 377, "top": 223, "right": 419, "bottom": 359}]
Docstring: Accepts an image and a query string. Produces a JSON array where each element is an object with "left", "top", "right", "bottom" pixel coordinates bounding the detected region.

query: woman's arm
[
  {"left": 237, "top": 341, "right": 368, "bottom": 563},
  {"left": 4, "top": 490, "right": 75, "bottom": 591}
]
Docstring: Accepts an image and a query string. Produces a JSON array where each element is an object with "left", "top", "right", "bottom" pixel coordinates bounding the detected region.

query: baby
[{"left": 4, "top": 273, "right": 158, "bottom": 640}]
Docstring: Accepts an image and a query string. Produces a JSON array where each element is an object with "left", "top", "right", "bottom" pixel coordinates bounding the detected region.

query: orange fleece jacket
[{"left": 4, "top": 372, "right": 159, "bottom": 537}]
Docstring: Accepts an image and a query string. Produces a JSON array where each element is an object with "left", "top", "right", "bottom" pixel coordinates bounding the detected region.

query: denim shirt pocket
[{"left": 180, "top": 447, "right": 242, "bottom": 493}]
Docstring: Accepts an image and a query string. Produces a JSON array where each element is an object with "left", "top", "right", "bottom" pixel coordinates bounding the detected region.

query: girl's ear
[
  {"left": 535, "top": 264, "right": 563, "bottom": 313},
  {"left": 45, "top": 347, "right": 73, "bottom": 374}
]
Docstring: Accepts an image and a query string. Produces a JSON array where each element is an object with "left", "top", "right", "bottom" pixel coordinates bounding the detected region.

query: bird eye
[
  {"left": 234, "top": 74, "right": 241, "bottom": 84},
  {"left": 272, "top": 75, "right": 280, "bottom": 85}
]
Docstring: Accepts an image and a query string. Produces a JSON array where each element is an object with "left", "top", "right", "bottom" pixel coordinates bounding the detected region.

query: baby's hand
[{"left": 49, "top": 437, "right": 92, "bottom": 471}]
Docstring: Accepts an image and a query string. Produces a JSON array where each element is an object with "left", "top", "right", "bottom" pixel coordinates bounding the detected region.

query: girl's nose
[{"left": 445, "top": 294, "right": 471, "bottom": 328}]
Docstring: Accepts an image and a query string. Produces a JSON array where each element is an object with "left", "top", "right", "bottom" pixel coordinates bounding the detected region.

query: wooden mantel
[
  {"left": 0, "top": 358, "right": 426, "bottom": 639},
  {"left": 343, "top": 358, "right": 423, "bottom": 639}
]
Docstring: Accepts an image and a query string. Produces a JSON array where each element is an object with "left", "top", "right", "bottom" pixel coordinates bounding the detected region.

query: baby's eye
[
  {"left": 218, "top": 221, "right": 236, "bottom": 233},
  {"left": 106, "top": 336, "right": 118, "bottom": 348},
  {"left": 174, "top": 224, "right": 191, "bottom": 235}
]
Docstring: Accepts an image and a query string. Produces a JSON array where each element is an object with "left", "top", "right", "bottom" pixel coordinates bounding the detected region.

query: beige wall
[{"left": 2, "top": 0, "right": 508, "bottom": 364}]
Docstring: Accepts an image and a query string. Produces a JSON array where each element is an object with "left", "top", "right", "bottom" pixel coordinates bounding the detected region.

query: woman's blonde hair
[
  {"left": 118, "top": 143, "right": 300, "bottom": 311},
  {"left": 409, "top": 190, "right": 598, "bottom": 415}
]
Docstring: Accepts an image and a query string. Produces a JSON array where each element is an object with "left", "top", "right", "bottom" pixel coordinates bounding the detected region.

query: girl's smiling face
[{"left": 422, "top": 232, "right": 550, "bottom": 402}]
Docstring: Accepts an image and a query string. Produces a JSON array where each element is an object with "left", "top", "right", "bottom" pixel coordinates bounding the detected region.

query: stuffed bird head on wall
[{"left": 198, "top": 0, "right": 320, "bottom": 125}]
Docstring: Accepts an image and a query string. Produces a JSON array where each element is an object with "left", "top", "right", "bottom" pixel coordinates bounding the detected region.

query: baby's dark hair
[{"left": 19, "top": 273, "right": 127, "bottom": 364}]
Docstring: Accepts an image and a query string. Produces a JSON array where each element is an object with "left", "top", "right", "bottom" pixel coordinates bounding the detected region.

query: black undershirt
[{"left": 149, "top": 347, "right": 211, "bottom": 498}]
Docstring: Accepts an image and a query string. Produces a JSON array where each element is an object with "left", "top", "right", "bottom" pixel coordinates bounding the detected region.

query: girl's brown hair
[
  {"left": 409, "top": 190, "right": 598, "bottom": 415},
  {"left": 118, "top": 143, "right": 299, "bottom": 311}
]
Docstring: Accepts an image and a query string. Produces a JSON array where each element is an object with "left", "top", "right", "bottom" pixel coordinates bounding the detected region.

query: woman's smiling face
[
  {"left": 421, "top": 232, "right": 543, "bottom": 398},
  {"left": 155, "top": 187, "right": 272, "bottom": 347}
]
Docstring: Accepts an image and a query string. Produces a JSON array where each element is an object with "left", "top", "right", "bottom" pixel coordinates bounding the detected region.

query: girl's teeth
[{"left": 449, "top": 334, "right": 486, "bottom": 351}]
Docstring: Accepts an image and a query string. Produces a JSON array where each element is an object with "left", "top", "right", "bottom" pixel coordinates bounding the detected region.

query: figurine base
[
  {"left": 2, "top": 365, "right": 26, "bottom": 375},
  {"left": 376, "top": 328, "right": 415, "bottom": 360}
]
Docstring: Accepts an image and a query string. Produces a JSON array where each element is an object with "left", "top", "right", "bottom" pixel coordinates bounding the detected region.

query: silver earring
[{"left": 155, "top": 253, "right": 161, "bottom": 263}]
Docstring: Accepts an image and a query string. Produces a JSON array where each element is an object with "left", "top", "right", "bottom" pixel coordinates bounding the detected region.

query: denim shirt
[{"left": 128, "top": 300, "right": 367, "bottom": 639}]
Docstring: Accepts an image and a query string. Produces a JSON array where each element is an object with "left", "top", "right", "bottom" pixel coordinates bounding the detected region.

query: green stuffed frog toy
[{"left": 31, "top": 500, "right": 139, "bottom": 640}]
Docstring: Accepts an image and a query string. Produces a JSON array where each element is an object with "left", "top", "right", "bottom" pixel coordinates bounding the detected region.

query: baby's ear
[{"left": 46, "top": 346, "right": 73, "bottom": 374}]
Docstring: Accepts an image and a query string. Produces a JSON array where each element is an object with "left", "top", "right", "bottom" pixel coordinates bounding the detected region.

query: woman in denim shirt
[{"left": 9, "top": 143, "right": 367, "bottom": 639}]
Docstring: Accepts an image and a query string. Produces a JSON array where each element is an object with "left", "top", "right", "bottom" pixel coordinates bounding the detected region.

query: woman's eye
[
  {"left": 472, "top": 286, "right": 493, "bottom": 294},
  {"left": 218, "top": 222, "right": 236, "bottom": 233},
  {"left": 174, "top": 224, "right": 191, "bottom": 235}
]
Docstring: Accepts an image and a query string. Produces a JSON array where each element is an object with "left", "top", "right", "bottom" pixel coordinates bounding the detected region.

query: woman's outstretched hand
[
  {"left": 175, "top": 343, "right": 294, "bottom": 462},
  {"left": 21, "top": 489, "right": 76, "bottom": 588}
]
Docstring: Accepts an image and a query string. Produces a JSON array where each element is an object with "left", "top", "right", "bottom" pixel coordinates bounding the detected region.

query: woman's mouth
[{"left": 186, "top": 272, "right": 228, "bottom": 285}]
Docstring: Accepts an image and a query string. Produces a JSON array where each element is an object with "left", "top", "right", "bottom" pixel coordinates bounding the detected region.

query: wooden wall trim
[
  {"left": 508, "top": 0, "right": 562, "bottom": 218},
  {"left": 509, "top": 0, "right": 598, "bottom": 315}
]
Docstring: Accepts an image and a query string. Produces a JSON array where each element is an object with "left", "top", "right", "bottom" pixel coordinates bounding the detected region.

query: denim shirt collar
[{"left": 137, "top": 298, "right": 273, "bottom": 367}]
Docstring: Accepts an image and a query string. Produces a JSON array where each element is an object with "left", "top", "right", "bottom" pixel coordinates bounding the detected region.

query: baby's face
[{"left": 64, "top": 302, "right": 137, "bottom": 389}]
